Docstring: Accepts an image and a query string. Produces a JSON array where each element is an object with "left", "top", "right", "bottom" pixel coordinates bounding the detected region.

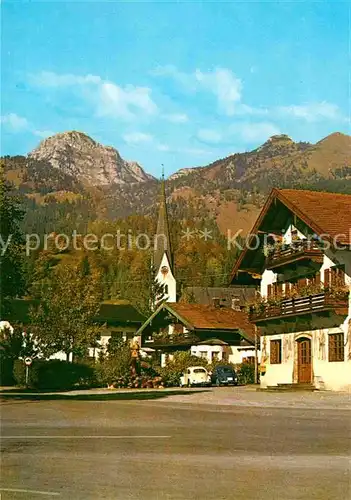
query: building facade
[{"left": 231, "top": 189, "right": 351, "bottom": 391}]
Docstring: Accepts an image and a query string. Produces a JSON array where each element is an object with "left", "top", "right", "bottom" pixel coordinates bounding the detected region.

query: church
[
  {"left": 137, "top": 176, "right": 257, "bottom": 366},
  {"left": 152, "top": 173, "right": 177, "bottom": 305}
]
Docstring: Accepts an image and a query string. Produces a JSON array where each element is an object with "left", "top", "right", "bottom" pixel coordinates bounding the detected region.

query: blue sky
[{"left": 1, "top": 0, "right": 350, "bottom": 177}]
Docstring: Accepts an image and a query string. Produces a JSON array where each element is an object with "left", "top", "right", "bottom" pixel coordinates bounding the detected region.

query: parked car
[
  {"left": 180, "top": 366, "right": 211, "bottom": 387},
  {"left": 211, "top": 365, "right": 238, "bottom": 386}
]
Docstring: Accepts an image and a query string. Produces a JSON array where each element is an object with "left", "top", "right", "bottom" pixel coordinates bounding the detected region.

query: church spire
[{"left": 154, "top": 168, "right": 173, "bottom": 272}]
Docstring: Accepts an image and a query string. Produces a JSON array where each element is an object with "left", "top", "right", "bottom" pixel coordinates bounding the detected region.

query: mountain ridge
[
  {"left": 2, "top": 130, "right": 350, "bottom": 236},
  {"left": 28, "top": 130, "right": 156, "bottom": 186}
]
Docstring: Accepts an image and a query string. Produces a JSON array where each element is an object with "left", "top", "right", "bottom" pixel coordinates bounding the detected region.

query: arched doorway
[{"left": 297, "top": 337, "right": 312, "bottom": 383}]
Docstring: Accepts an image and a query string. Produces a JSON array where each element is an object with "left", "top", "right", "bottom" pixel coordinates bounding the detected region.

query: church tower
[{"left": 153, "top": 172, "right": 176, "bottom": 304}]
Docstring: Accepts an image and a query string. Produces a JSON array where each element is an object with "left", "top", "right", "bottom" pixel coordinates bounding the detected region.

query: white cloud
[
  {"left": 195, "top": 68, "right": 242, "bottom": 115},
  {"left": 97, "top": 82, "right": 157, "bottom": 120},
  {"left": 122, "top": 132, "right": 154, "bottom": 145},
  {"left": 197, "top": 128, "right": 222, "bottom": 144},
  {"left": 151, "top": 65, "right": 195, "bottom": 89},
  {"left": 30, "top": 71, "right": 102, "bottom": 87},
  {"left": 33, "top": 130, "right": 55, "bottom": 139},
  {"left": 156, "top": 143, "right": 170, "bottom": 152},
  {"left": 164, "top": 113, "right": 188, "bottom": 123},
  {"left": 234, "top": 122, "right": 281, "bottom": 143},
  {"left": 152, "top": 66, "right": 242, "bottom": 115},
  {"left": 30, "top": 71, "right": 158, "bottom": 121},
  {"left": 278, "top": 102, "right": 341, "bottom": 122},
  {"left": 1, "top": 113, "right": 29, "bottom": 132}
]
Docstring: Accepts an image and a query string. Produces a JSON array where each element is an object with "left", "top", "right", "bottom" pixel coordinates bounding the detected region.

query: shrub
[
  {"left": 0, "top": 357, "right": 16, "bottom": 385},
  {"left": 13, "top": 359, "right": 95, "bottom": 390},
  {"left": 94, "top": 345, "right": 132, "bottom": 386},
  {"left": 237, "top": 363, "right": 255, "bottom": 385}
]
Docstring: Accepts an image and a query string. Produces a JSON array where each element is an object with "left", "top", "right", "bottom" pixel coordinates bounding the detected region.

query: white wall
[
  {"left": 261, "top": 224, "right": 351, "bottom": 298},
  {"left": 191, "top": 344, "right": 225, "bottom": 364},
  {"left": 258, "top": 224, "right": 351, "bottom": 391},
  {"left": 155, "top": 252, "right": 176, "bottom": 303},
  {"left": 229, "top": 347, "right": 260, "bottom": 365}
]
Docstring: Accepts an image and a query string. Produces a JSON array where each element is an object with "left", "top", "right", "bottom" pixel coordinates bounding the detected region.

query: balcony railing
[
  {"left": 143, "top": 333, "right": 199, "bottom": 348},
  {"left": 266, "top": 239, "right": 323, "bottom": 270},
  {"left": 249, "top": 292, "right": 349, "bottom": 323}
]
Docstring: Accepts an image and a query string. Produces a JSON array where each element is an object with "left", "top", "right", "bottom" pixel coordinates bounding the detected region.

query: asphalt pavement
[{"left": 1, "top": 387, "right": 350, "bottom": 499}]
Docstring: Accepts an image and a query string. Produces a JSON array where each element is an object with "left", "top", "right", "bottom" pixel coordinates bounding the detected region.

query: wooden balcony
[
  {"left": 143, "top": 333, "right": 199, "bottom": 349},
  {"left": 250, "top": 292, "right": 349, "bottom": 323},
  {"left": 266, "top": 239, "right": 323, "bottom": 271}
]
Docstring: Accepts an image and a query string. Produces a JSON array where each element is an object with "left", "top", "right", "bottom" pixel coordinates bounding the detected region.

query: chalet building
[
  {"left": 231, "top": 188, "right": 351, "bottom": 391},
  {"left": 136, "top": 301, "right": 255, "bottom": 366},
  {"left": 5, "top": 298, "right": 145, "bottom": 360}
]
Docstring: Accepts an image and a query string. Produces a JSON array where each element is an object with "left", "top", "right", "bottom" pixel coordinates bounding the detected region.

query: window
[
  {"left": 164, "top": 284, "right": 169, "bottom": 294},
  {"left": 200, "top": 351, "right": 207, "bottom": 359},
  {"left": 211, "top": 352, "right": 219, "bottom": 361},
  {"left": 328, "top": 333, "right": 344, "bottom": 362},
  {"left": 270, "top": 340, "right": 282, "bottom": 364}
]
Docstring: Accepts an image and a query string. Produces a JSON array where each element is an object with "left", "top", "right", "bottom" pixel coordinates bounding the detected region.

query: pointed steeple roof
[{"left": 154, "top": 171, "right": 173, "bottom": 272}]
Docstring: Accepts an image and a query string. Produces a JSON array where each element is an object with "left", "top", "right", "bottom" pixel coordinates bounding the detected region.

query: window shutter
[
  {"left": 314, "top": 272, "right": 321, "bottom": 285},
  {"left": 267, "top": 284, "right": 272, "bottom": 298},
  {"left": 276, "top": 283, "right": 283, "bottom": 296}
]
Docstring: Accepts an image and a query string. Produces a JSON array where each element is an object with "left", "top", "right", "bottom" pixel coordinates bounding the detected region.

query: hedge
[{"left": 13, "top": 359, "right": 95, "bottom": 390}]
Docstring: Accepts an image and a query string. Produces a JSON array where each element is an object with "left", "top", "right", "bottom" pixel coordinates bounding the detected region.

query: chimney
[{"left": 231, "top": 296, "right": 241, "bottom": 311}]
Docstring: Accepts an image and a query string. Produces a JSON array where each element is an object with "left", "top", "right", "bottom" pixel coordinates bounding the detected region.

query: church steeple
[
  {"left": 153, "top": 168, "right": 176, "bottom": 303},
  {"left": 154, "top": 170, "right": 173, "bottom": 272}
]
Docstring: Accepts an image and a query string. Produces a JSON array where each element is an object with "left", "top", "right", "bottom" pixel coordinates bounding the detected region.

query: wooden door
[{"left": 297, "top": 338, "right": 312, "bottom": 383}]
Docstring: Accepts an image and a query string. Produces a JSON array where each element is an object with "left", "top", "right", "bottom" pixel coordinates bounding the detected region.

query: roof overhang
[{"left": 230, "top": 188, "right": 350, "bottom": 284}]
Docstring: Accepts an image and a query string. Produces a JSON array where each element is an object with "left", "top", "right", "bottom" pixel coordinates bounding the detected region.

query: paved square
[{"left": 1, "top": 387, "right": 350, "bottom": 499}]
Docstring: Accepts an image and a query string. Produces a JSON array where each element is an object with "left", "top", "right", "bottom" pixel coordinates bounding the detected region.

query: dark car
[{"left": 211, "top": 365, "right": 238, "bottom": 386}]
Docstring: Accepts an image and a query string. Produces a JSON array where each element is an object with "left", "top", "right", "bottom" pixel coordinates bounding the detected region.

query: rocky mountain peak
[{"left": 28, "top": 131, "right": 155, "bottom": 186}]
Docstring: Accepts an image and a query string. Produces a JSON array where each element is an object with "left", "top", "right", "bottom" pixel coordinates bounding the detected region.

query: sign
[{"left": 24, "top": 357, "right": 32, "bottom": 366}]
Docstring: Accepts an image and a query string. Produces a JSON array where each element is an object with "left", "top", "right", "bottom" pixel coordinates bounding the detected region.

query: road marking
[
  {"left": 0, "top": 487, "right": 60, "bottom": 496},
  {"left": 1, "top": 435, "right": 171, "bottom": 439}
]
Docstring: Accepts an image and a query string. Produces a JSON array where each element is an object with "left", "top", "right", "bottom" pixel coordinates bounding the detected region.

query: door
[{"left": 297, "top": 338, "right": 312, "bottom": 383}]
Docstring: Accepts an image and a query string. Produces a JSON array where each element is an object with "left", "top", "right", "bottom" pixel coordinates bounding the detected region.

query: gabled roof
[
  {"left": 230, "top": 188, "right": 351, "bottom": 282},
  {"left": 4, "top": 298, "right": 145, "bottom": 326},
  {"left": 277, "top": 189, "right": 351, "bottom": 245},
  {"left": 96, "top": 300, "right": 145, "bottom": 325},
  {"left": 181, "top": 286, "right": 255, "bottom": 306},
  {"left": 137, "top": 302, "right": 255, "bottom": 344}
]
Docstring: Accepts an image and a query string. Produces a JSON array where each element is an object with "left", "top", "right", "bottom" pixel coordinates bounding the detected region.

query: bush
[
  {"left": 237, "top": 363, "right": 255, "bottom": 385},
  {"left": 13, "top": 359, "right": 95, "bottom": 390},
  {"left": 94, "top": 345, "right": 132, "bottom": 386},
  {"left": 0, "top": 357, "right": 16, "bottom": 385}
]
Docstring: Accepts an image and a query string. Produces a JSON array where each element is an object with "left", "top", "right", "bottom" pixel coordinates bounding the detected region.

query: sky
[{"left": 1, "top": 0, "right": 350, "bottom": 177}]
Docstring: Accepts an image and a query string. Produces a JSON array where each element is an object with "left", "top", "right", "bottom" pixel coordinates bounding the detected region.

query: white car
[{"left": 180, "top": 366, "right": 211, "bottom": 387}]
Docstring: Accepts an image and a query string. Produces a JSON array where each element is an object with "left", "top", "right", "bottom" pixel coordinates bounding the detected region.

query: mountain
[
  {"left": 170, "top": 133, "right": 351, "bottom": 191},
  {"left": 2, "top": 131, "right": 350, "bottom": 236},
  {"left": 28, "top": 131, "right": 155, "bottom": 186}
]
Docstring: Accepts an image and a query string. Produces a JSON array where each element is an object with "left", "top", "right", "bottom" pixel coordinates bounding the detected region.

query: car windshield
[
  {"left": 218, "top": 367, "right": 235, "bottom": 374},
  {"left": 193, "top": 368, "right": 206, "bottom": 373}
]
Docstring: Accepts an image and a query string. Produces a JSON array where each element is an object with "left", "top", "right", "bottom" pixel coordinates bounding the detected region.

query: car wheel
[
  {"left": 187, "top": 380, "right": 192, "bottom": 388},
  {"left": 216, "top": 378, "right": 221, "bottom": 387}
]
